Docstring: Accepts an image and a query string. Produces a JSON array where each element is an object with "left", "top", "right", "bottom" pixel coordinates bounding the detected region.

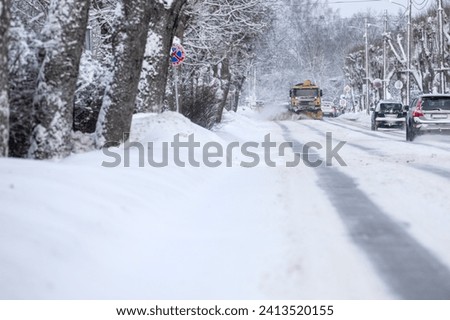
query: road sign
[
  {"left": 394, "top": 80, "right": 404, "bottom": 90},
  {"left": 373, "top": 78, "right": 383, "bottom": 89},
  {"left": 344, "top": 85, "right": 351, "bottom": 93},
  {"left": 340, "top": 99, "right": 347, "bottom": 107},
  {"left": 170, "top": 44, "right": 185, "bottom": 113},
  {"left": 170, "top": 44, "right": 185, "bottom": 66}
]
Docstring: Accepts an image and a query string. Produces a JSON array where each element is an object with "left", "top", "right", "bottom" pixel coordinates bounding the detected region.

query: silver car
[
  {"left": 371, "top": 100, "right": 406, "bottom": 131},
  {"left": 406, "top": 94, "right": 450, "bottom": 141},
  {"left": 321, "top": 101, "right": 337, "bottom": 117}
]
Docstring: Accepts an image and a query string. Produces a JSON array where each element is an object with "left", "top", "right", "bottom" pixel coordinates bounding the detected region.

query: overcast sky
[{"left": 327, "top": 0, "right": 427, "bottom": 18}]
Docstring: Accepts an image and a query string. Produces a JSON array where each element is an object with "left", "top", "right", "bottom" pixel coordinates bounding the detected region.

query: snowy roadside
[{"left": 0, "top": 107, "right": 392, "bottom": 299}]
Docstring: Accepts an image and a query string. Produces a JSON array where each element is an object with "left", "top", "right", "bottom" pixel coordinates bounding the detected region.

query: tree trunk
[
  {"left": 216, "top": 58, "right": 232, "bottom": 123},
  {"left": 0, "top": 0, "right": 10, "bottom": 157},
  {"left": 232, "top": 76, "right": 246, "bottom": 112},
  {"left": 30, "top": 0, "right": 90, "bottom": 159},
  {"left": 136, "top": 0, "right": 187, "bottom": 113},
  {"left": 95, "top": 0, "right": 153, "bottom": 147},
  {"left": 8, "top": 26, "right": 39, "bottom": 158}
]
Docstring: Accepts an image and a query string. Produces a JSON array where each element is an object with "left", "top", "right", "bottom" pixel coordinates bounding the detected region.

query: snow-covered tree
[
  {"left": 95, "top": 0, "right": 153, "bottom": 147},
  {"left": 136, "top": 0, "right": 187, "bottom": 113},
  {"left": 254, "top": 0, "right": 350, "bottom": 104},
  {"left": 7, "top": 2, "right": 48, "bottom": 158},
  {"left": 345, "top": 5, "right": 450, "bottom": 105},
  {"left": 0, "top": 0, "right": 10, "bottom": 157},
  {"left": 176, "top": 0, "right": 272, "bottom": 127},
  {"left": 11, "top": 0, "right": 48, "bottom": 32},
  {"left": 90, "top": 0, "right": 118, "bottom": 65},
  {"left": 72, "top": 0, "right": 117, "bottom": 135},
  {"left": 29, "top": 0, "right": 91, "bottom": 159}
]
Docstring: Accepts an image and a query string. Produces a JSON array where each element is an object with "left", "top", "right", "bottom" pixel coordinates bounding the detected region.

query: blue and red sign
[{"left": 170, "top": 44, "right": 185, "bottom": 66}]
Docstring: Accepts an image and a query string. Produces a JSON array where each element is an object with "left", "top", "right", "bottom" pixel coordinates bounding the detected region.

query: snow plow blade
[{"left": 295, "top": 110, "right": 323, "bottom": 120}]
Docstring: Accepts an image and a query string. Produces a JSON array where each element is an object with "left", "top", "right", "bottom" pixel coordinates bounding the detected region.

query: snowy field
[{"left": 1, "top": 104, "right": 450, "bottom": 299}]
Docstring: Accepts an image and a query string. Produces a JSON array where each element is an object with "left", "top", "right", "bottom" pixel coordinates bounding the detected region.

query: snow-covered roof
[
  {"left": 419, "top": 94, "right": 450, "bottom": 98},
  {"left": 377, "top": 99, "right": 402, "bottom": 104}
]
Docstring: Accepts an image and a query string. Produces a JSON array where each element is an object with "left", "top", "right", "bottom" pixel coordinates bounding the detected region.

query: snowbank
[{"left": 0, "top": 109, "right": 401, "bottom": 299}]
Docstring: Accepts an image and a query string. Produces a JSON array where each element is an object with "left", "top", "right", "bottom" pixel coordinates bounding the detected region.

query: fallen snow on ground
[
  {"left": 1, "top": 104, "right": 449, "bottom": 299},
  {"left": 338, "top": 111, "right": 371, "bottom": 124}
]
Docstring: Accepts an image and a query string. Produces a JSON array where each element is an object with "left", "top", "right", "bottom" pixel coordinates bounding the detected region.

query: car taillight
[
  {"left": 413, "top": 100, "right": 424, "bottom": 117},
  {"left": 412, "top": 110, "right": 424, "bottom": 117}
]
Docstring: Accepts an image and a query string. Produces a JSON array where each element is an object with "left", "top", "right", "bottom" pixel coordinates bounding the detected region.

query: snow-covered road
[
  {"left": 1, "top": 105, "right": 450, "bottom": 299},
  {"left": 277, "top": 118, "right": 450, "bottom": 299}
]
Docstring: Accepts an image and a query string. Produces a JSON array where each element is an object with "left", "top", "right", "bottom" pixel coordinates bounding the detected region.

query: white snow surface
[{"left": 1, "top": 104, "right": 450, "bottom": 299}]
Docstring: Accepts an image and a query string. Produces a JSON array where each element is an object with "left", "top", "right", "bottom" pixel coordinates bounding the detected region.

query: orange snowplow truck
[{"left": 289, "top": 80, "right": 323, "bottom": 120}]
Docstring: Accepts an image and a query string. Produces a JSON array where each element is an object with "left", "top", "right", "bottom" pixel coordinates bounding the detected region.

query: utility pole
[
  {"left": 365, "top": 18, "right": 370, "bottom": 113},
  {"left": 85, "top": 26, "right": 92, "bottom": 51},
  {"left": 383, "top": 10, "right": 388, "bottom": 99},
  {"left": 406, "top": 0, "right": 412, "bottom": 105},
  {"left": 253, "top": 65, "right": 257, "bottom": 104},
  {"left": 438, "top": 0, "right": 445, "bottom": 93}
]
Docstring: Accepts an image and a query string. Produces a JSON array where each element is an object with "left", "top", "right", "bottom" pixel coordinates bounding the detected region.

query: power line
[
  {"left": 412, "top": 0, "right": 430, "bottom": 11},
  {"left": 413, "top": 0, "right": 428, "bottom": 6}
]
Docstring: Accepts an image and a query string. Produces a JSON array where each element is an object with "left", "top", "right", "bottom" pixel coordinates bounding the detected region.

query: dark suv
[
  {"left": 371, "top": 100, "right": 406, "bottom": 131},
  {"left": 406, "top": 94, "right": 450, "bottom": 141}
]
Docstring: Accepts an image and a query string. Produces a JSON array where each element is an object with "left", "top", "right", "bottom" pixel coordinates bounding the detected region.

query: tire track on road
[
  {"left": 278, "top": 122, "right": 450, "bottom": 299},
  {"left": 299, "top": 121, "right": 450, "bottom": 181},
  {"left": 324, "top": 118, "right": 450, "bottom": 152}
]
